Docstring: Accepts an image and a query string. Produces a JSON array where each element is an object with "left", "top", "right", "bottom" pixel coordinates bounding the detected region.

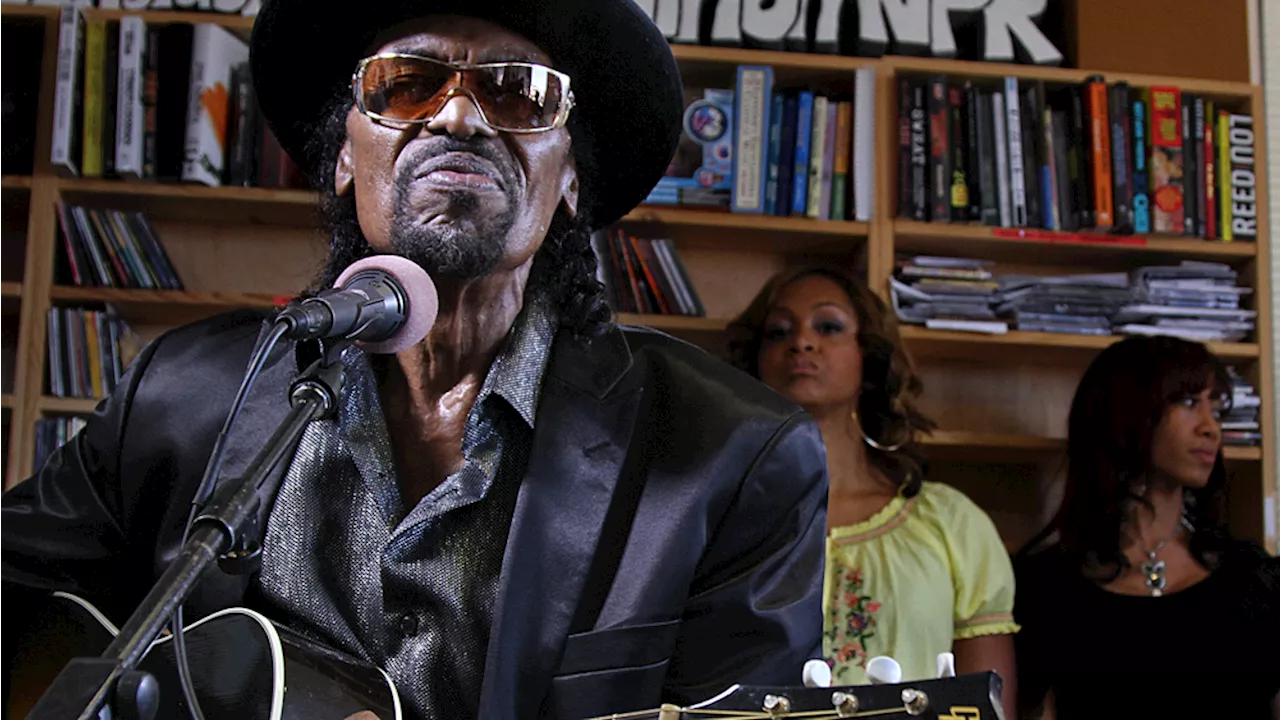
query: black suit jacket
[{"left": 2, "top": 311, "right": 828, "bottom": 720}]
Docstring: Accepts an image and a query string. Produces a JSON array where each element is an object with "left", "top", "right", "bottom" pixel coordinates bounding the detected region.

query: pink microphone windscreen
[{"left": 334, "top": 255, "right": 439, "bottom": 354}]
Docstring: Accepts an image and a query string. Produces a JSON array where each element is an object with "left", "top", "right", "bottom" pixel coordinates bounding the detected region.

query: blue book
[
  {"left": 764, "top": 92, "right": 784, "bottom": 215},
  {"left": 775, "top": 94, "right": 798, "bottom": 217},
  {"left": 791, "top": 91, "right": 814, "bottom": 215},
  {"left": 1132, "top": 99, "right": 1151, "bottom": 233}
]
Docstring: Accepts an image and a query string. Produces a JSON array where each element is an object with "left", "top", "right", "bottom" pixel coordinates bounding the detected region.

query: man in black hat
[{"left": 2, "top": 2, "right": 827, "bottom": 718}]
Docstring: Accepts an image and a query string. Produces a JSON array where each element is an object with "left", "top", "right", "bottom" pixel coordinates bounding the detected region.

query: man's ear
[
  {"left": 559, "top": 159, "right": 579, "bottom": 218},
  {"left": 334, "top": 139, "right": 355, "bottom": 196}
]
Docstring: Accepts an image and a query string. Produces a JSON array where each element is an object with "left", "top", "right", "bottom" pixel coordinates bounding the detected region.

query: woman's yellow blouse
[{"left": 822, "top": 481, "right": 1019, "bottom": 684}]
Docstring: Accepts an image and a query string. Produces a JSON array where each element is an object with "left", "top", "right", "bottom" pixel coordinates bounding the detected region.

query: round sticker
[{"left": 684, "top": 100, "right": 728, "bottom": 144}]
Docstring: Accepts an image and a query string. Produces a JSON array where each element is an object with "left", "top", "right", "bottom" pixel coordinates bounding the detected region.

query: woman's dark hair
[
  {"left": 303, "top": 93, "right": 611, "bottom": 337},
  {"left": 1024, "top": 335, "right": 1235, "bottom": 578},
  {"left": 726, "top": 266, "right": 936, "bottom": 496}
]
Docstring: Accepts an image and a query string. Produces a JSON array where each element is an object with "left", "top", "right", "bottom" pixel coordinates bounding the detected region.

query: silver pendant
[{"left": 1141, "top": 553, "right": 1167, "bottom": 597}]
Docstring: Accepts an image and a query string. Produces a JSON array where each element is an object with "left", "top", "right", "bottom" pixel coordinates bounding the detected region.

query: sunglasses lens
[
  {"left": 358, "top": 56, "right": 568, "bottom": 130},
  {"left": 359, "top": 56, "right": 454, "bottom": 122},
  {"left": 471, "top": 65, "right": 566, "bottom": 130}
]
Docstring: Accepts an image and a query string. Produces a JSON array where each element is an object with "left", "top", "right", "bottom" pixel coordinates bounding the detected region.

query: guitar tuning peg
[
  {"left": 936, "top": 652, "right": 956, "bottom": 679},
  {"left": 802, "top": 659, "right": 832, "bottom": 688},
  {"left": 865, "top": 656, "right": 902, "bottom": 685}
]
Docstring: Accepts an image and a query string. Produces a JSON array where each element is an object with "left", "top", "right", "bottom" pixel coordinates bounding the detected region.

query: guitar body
[{"left": 8, "top": 592, "right": 401, "bottom": 720}]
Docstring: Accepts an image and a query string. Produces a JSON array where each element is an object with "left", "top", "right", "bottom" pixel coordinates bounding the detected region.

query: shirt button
[{"left": 399, "top": 613, "right": 419, "bottom": 637}]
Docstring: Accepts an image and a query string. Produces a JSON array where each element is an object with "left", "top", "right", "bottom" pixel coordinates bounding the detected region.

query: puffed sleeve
[{"left": 938, "top": 485, "right": 1020, "bottom": 639}]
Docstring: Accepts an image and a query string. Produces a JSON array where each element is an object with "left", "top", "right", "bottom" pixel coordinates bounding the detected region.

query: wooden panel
[
  {"left": 679, "top": 249, "right": 788, "bottom": 320},
  {"left": 1068, "top": 0, "right": 1251, "bottom": 84},
  {"left": 149, "top": 222, "right": 328, "bottom": 295},
  {"left": 916, "top": 358, "right": 1083, "bottom": 438}
]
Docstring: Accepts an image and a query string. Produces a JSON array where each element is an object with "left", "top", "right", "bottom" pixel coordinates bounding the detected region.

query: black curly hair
[
  {"left": 726, "top": 266, "right": 936, "bottom": 496},
  {"left": 302, "top": 93, "right": 611, "bottom": 337}
]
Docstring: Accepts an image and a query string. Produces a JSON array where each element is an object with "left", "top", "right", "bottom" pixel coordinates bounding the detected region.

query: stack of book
[
  {"left": 1112, "top": 262, "right": 1256, "bottom": 342},
  {"left": 890, "top": 256, "right": 1004, "bottom": 334},
  {"left": 896, "top": 75, "right": 1258, "bottom": 242},
  {"left": 592, "top": 229, "right": 704, "bottom": 317},
  {"left": 46, "top": 308, "right": 136, "bottom": 399},
  {"left": 995, "top": 272, "right": 1134, "bottom": 336},
  {"left": 646, "top": 64, "right": 876, "bottom": 221},
  {"left": 1223, "top": 367, "right": 1262, "bottom": 447},
  {"left": 50, "top": 7, "right": 304, "bottom": 188},
  {"left": 56, "top": 203, "right": 183, "bottom": 289}
]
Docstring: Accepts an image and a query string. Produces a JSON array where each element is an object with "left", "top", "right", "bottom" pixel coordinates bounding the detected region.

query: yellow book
[
  {"left": 83, "top": 310, "right": 104, "bottom": 398},
  {"left": 81, "top": 18, "right": 106, "bottom": 178},
  {"left": 1218, "top": 109, "right": 1232, "bottom": 241}
]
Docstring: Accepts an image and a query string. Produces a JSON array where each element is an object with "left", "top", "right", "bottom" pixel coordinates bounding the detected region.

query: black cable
[{"left": 169, "top": 319, "right": 290, "bottom": 719}]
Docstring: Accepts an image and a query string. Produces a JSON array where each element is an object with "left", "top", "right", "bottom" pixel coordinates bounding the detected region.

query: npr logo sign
[{"left": 636, "top": 0, "right": 1065, "bottom": 65}]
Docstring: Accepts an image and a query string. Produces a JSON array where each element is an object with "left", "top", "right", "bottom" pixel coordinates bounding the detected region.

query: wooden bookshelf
[
  {"left": 0, "top": 7, "right": 1272, "bottom": 552},
  {"left": 1, "top": 394, "right": 13, "bottom": 410}
]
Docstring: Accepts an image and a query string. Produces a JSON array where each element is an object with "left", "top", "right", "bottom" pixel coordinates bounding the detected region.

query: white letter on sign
[{"left": 982, "top": 0, "right": 1064, "bottom": 65}]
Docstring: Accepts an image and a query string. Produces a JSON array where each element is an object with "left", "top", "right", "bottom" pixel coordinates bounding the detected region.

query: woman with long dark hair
[
  {"left": 1014, "top": 335, "right": 1280, "bottom": 720},
  {"left": 729, "top": 266, "right": 1018, "bottom": 716}
]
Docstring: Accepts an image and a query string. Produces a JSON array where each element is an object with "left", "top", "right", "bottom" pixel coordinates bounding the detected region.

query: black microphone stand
[{"left": 27, "top": 339, "right": 346, "bottom": 720}]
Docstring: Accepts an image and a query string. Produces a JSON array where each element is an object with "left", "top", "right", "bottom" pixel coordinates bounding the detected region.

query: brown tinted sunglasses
[{"left": 351, "top": 53, "right": 575, "bottom": 133}]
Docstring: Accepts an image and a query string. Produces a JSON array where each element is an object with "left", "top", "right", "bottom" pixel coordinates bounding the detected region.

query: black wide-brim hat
[{"left": 250, "top": 0, "right": 683, "bottom": 229}]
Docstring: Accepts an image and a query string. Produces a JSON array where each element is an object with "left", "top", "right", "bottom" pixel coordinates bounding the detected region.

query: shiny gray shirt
[{"left": 254, "top": 295, "right": 557, "bottom": 720}]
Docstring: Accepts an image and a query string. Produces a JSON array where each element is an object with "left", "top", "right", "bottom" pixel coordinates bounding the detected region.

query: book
[
  {"left": 732, "top": 65, "right": 772, "bottom": 214},
  {"left": 1132, "top": 97, "right": 1150, "bottom": 233},
  {"left": 1225, "top": 113, "right": 1258, "bottom": 239},
  {"left": 51, "top": 5, "right": 85, "bottom": 177},
  {"left": 1084, "top": 76, "right": 1112, "bottom": 228},
  {"left": 1148, "top": 87, "right": 1184, "bottom": 234},
  {"left": 852, "top": 68, "right": 875, "bottom": 222},
  {"left": 181, "top": 23, "right": 250, "bottom": 186}
]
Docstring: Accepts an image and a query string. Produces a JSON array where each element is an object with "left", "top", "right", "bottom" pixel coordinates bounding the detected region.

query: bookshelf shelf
[
  {"left": 50, "top": 286, "right": 281, "bottom": 326},
  {"left": 1, "top": 394, "right": 12, "bottom": 410},
  {"left": 920, "top": 430, "right": 1260, "bottom": 464},
  {"left": 38, "top": 396, "right": 99, "bottom": 415},
  {"left": 886, "top": 56, "right": 1258, "bottom": 101},
  {"left": 892, "top": 220, "right": 1258, "bottom": 265},
  {"left": 56, "top": 179, "right": 320, "bottom": 226},
  {"left": 899, "top": 325, "right": 1260, "bottom": 363},
  {"left": 1, "top": 283, "right": 21, "bottom": 299},
  {"left": 621, "top": 206, "right": 869, "bottom": 253},
  {"left": 615, "top": 313, "right": 730, "bottom": 333},
  {"left": 1, "top": 176, "right": 33, "bottom": 191}
]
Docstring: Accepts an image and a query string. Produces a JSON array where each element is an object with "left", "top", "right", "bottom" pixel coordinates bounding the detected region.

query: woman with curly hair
[
  {"left": 728, "top": 266, "right": 1018, "bottom": 713},
  {"left": 1014, "top": 336, "right": 1280, "bottom": 720}
]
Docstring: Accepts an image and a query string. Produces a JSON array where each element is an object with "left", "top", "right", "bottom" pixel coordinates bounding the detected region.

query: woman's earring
[{"left": 852, "top": 410, "right": 908, "bottom": 453}]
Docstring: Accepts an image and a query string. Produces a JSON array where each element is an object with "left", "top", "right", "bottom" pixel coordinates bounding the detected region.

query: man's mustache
[{"left": 396, "top": 136, "right": 516, "bottom": 189}]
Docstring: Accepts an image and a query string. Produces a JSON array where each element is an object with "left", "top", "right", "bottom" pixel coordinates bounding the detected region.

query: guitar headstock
[
  {"left": 597, "top": 672, "right": 1004, "bottom": 720},
  {"left": 695, "top": 672, "right": 1000, "bottom": 718}
]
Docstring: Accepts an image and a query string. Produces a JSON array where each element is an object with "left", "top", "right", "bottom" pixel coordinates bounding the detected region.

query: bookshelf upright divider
[{"left": 0, "top": 5, "right": 1273, "bottom": 553}]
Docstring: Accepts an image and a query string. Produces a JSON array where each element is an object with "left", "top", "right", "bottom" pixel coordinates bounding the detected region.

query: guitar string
[{"left": 590, "top": 706, "right": 908, "bottom": 719}]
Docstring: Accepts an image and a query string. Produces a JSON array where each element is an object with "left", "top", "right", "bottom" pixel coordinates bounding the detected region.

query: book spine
[
  {"left": 1003, "top": 77, "right": 1026, "bottom": 226},
  {"left": 764, "top": 92, "right": 784, "bottom": 216},
  {"left": 963, "top": 82, "right": 982, "bottom": 221},
  {"left": 852, "top": 68, "right": 875, "bottom": 222},
  {"left": 1019, "top": 84, "right": 1042, "bottom": 229},
  {"left": 1202, "top": 100, "right": 1216, "bottom": 239},
  {"left": 909, "top": 82, "right": 927, "bottom": 221},
  {"left": 1084, "top": 77, "right": 1112, "bottom": 228},
  {"left": 805, "top": 95, "right": 829, "bottom": 219},
  {"left": 51, "top": 6, "right": 84, "bottom": 177},
  {"left": 1181, "top": 94, "right": 1198, "bottom": 236},
  {"left": 101, "top": 20, "right": 119, "bottom": 177},
  {"left": 976, "top": 91, "right": 998, "bottom": 226},
  {"left": 991, "top": 91, "right": 1011, "bottom": 227},
  {"left": 1148, "top": 86, "right": 1184, "bottom": 234},
  {"left": 1108, "top": 82, "right": 1133, "bottom": 232},
  {"left": 1132, "top": 97, "right": 1150, "bottom": 233},
  {"left": 182, "top": 24, "right": 250, "bottom": 187},
  {"left": 818, "top": 98, "right": 837, "bottom": 219},
  {"left": 1038, "top": 83, "right": 1057, "bottom": 230},
  {"left": 141, "top": 26, "right": 160, "bottom": 179},
  {"left": 928, "top": 76, "right": 949, "bottom": 222},
  {"left": 791, "top": 91, "right": 814, "bottom": 215},
  {"left": 897, "top": 79, "right": 912, "bottom": 218},
  {"left": 831, "top": 100, "right": 852, "bottom": 221},
  {"left": 1068, "top": 87, "right": 1093, "bottom": 227},
  {"left": 1218, "top": 109, "right": 1233, "bottom": 240},
  {"left": 1226, "top": 112, "right": 1258, "bottom": 240},
  {"left": 1193, "top": 96, "right": 1207, "bottom": 237},
  {"left": 1051, "top": 109, "right": 1075, "bottom": 231},
  {"left": 948, "top": 86, "right": 967, "bottom": 221},
  {"left": 80, "top": 18, "right": 106, "bottom": 178},
  {"left": 775, "top": 94, "right": 797, "bottom": 217},
  {"left": 732, "top": 65, "right": 772, "bottom": 213}
]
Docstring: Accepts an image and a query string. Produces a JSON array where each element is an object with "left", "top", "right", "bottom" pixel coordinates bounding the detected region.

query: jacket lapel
[{"left": 479, "top": 326, "right": 641, "bottom": 720}]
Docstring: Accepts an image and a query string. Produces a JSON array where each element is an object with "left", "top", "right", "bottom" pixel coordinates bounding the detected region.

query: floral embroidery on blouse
[{"left": 823, "top": 567, "right": 881, "bottom": 680}]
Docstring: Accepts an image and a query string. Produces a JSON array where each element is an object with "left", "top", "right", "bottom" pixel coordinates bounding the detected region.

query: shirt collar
[{"left": 473, "top": 289, "right": 558, "bottom": 429}]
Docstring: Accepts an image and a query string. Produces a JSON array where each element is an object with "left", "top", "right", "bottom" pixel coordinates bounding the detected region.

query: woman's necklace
[{"left": 1138, "top": 516, "right": 1194, "bottom": 597}]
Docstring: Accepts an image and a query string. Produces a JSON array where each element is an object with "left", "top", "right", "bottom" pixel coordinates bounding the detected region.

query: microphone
[{"left": 276, "top": 255, "right": 439, "bottom": 354}]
